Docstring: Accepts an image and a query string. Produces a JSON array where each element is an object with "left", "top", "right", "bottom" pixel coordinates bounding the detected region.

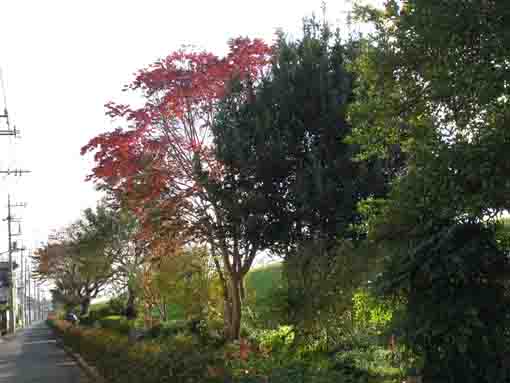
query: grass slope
[{"left": 245, "top": 262, "right": 283, "bottom": 299}]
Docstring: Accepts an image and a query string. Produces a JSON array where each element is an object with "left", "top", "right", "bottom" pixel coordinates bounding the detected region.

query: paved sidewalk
[{"left": 0, "top": 322, "right": 89, "bottom": 382}]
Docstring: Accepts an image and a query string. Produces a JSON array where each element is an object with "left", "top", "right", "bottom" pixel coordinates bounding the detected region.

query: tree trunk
[
  {"left": 125, "top": 285, "right": 137, "bottom": 320},
  {"left": 225, "top": 275, "right": 243, "bottom": 340},
  {"left": 80, "top": 297, "right": 91, "bottom": 316},
  {"left": 223, "top": 281, "right": 232, "bottom": 337},
  {"left": 240, "top": 278, "right": 246, "bottom": 301}
]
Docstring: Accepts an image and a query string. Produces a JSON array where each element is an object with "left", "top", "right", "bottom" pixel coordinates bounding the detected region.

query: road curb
[{"left": 56, "top": 339, "right": 106, "bottom": 383}]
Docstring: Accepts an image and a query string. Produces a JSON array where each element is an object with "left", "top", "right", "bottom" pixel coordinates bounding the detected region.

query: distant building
[
  {"left": 0, "top": 262, "right": 10, "bottom": 333},
  {"left": 0, "top": 261, "right": 19, "bottom": 334}
]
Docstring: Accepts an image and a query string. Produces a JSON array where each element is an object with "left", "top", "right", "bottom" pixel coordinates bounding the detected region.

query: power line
[
  {"left": 0, "top": 169, "right": 31, "bottom": 176},
  {"left": 0, "top": 66, "right": 16, "bottom": 137},
  {"left": 4, "top": 195, "right": 26, "bottom": 333}
]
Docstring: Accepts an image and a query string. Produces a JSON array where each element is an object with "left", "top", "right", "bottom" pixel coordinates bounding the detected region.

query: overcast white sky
[{"left": 0, "top": 0, "right": 381, "bottom": 273}]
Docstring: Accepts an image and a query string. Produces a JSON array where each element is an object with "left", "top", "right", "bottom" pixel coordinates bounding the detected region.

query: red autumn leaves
[{"left": 81, "top": 37, "right": 271, "bottom": 215}]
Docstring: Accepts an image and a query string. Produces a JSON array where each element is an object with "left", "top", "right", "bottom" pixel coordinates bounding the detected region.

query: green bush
[
  {"left": 333, "top": 346, "right": 401, "bottom": 382},
  {"left": 381, "top": 222, "right": 510, "bottom": 382},
  {"left": 49, "top": 318, "right": 401, "bottom": 383},
  {"left": 98, "top": 315, "right": 132, "bottom": 335},
  {"left": 251, "top": 326, "right": 295, "bottom": 355},
  {"left": 146, "top": 319, "right": 226, "bottom": 349},
  {"left": 107, "top": 295, "right": 128, "bottom": 314},
  {"left": 228, "top": 351, "right": 383, "bottom": 383},
  {"left": 80, "top": 301, "right": 122, "bottom": 326},
  {"left": 147, "top": 319, "right": 188, "bottom": 338},
  {"left": 49, "top": 319, "right": 223, "bottom": 383},
  {"left": 352, "top": 289, "right": 394, "bottom": 336}
]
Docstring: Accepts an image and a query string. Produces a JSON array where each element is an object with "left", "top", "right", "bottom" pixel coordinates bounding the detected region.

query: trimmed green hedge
[{"left": 48, "top": 319, "right": 223, "bottom": 383}]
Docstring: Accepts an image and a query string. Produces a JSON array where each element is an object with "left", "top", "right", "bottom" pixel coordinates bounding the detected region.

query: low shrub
[
  {"left": 48, "top": 319, "right": 223, "bottom": 383},
  {"left": 249, "top": 326, "right": 294, "bottom": 356},
  {"left": 145, "top": 319, "right": 191, "bottom": 339},
  {"left": 159, "top": 319, "right": 189, "bottom": 337},
  {"left": 228, "top": 352, "right": 375, "bottom": 383},
  {"left": 48, "top": 319, "right": 400, "bottom": 383},
  {"left": 146, "top": 318, "right": 225, "bottom": 347},
  {"left": 98, "top": 315, "right": 132, "bottom": 335},
  {"left": 80, "top": 302, "right": 120, "bottom": 326},
  {"left": 108, "top": 295, "right": 128, "bottom": 315},
  {"left": 381, "top": 222, "right": 510, "bottom": 382}
]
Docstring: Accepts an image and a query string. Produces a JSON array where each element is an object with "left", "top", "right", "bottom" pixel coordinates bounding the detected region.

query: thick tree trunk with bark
[
  {"left": 223, "top": 284, "right": 232, "bottom": 337},
  {"left": 230, "top": 276, "right": 243, "bottom": 340},
  {"left": 209, "top": 227, "right": 258, "bottom": 341},
  {"left": 224, "top": 274, "right": 243, "bottom": 340}
]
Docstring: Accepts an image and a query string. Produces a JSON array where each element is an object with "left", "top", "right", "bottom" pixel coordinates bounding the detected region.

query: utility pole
[
  {"left": 7, "top": 195, "right": 14, "bottom": 332},
  {"left": 27, "top": 263, "right": 31, "bottom": 325},
  {"left": 23, "top": 252, "right": 27, "bottom": 326},
  {"left": 19, "top": 248, "right": 28, "bottom": 328},
  {"left": 19, "top": 248, "right": 23, "bottom": 328},
  {"left": 40, "top": 289, "right": 44, "bottom": 320},
  {"left": 36, "top": 283, "right": 40, "bottom": 321},
  {"left": 4, "top": 195, "right": 26, "bottom": 333},
  {"left": 25, "top": 252, "right": 31, "bottom": 326}
]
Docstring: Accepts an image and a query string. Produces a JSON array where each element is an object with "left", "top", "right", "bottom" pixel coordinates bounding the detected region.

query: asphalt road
[{"left": 0, "top": 322, "right": 88, "bottom": 382}]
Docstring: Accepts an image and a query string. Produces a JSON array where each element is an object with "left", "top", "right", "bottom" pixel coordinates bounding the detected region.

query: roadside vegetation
[{"left": 42, "top": 1, "right": 510, "bottom": 382}]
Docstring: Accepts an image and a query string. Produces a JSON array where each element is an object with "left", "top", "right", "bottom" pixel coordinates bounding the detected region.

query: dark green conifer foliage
[{"left": 212, "top": 18, "right": 388, "bottom": 257}]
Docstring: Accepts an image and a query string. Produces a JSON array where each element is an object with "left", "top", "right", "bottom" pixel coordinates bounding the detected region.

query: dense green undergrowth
[
  {"left": 49, "top": 319, "right": 221, "bottom": 383},
  {"left": 49, "top": 317, "right": 401, "bottom": 383},
  {"left": 55, "top": 261, "right": 404, "bottom": 383}
]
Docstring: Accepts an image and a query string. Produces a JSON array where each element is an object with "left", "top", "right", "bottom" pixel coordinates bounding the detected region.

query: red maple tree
[{"left": 82, "top": 37, "right": 272, "bottom": 339}]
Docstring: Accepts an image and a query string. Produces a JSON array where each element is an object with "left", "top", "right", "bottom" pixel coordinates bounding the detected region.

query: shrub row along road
[{"left": 0, "top": 322, "right": 88, "bottom": 382}]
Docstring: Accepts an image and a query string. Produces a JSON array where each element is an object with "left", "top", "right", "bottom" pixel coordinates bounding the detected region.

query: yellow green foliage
[{"left": 352, "top": 289, "right": 393, "bottom": 335}]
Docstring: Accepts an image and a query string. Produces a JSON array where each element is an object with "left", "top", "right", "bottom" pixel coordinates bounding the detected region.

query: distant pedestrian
[{"left": 65, "top": 312, "right": 79, "bottom": 325}]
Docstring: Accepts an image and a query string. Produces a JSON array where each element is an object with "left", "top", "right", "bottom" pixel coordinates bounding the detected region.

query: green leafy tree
[
  {"left": 82, "top": 201, "right": 148, "bottom": 319},
  {"left": 145, "top": 246, "right": 213, "bottom": 322},
  {"left": 350, "top": 0, "right": 510, "bottom": 219},
  {"left": 349, "top": 1, "right": 510, "bottom": 381},
  {"left": 33, "top": 220, "right": 114, "bottom": 316},
  {"left": 33, "top": 201, "right": 148, "bottom": 317}
]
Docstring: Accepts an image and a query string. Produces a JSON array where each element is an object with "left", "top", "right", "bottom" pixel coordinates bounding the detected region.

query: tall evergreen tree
[
  {"left": 212, "top": 19, "right": 389, "bottom": 259},
  {"left": 208, "top": 19, "right": 394, "bottom": 342}
]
